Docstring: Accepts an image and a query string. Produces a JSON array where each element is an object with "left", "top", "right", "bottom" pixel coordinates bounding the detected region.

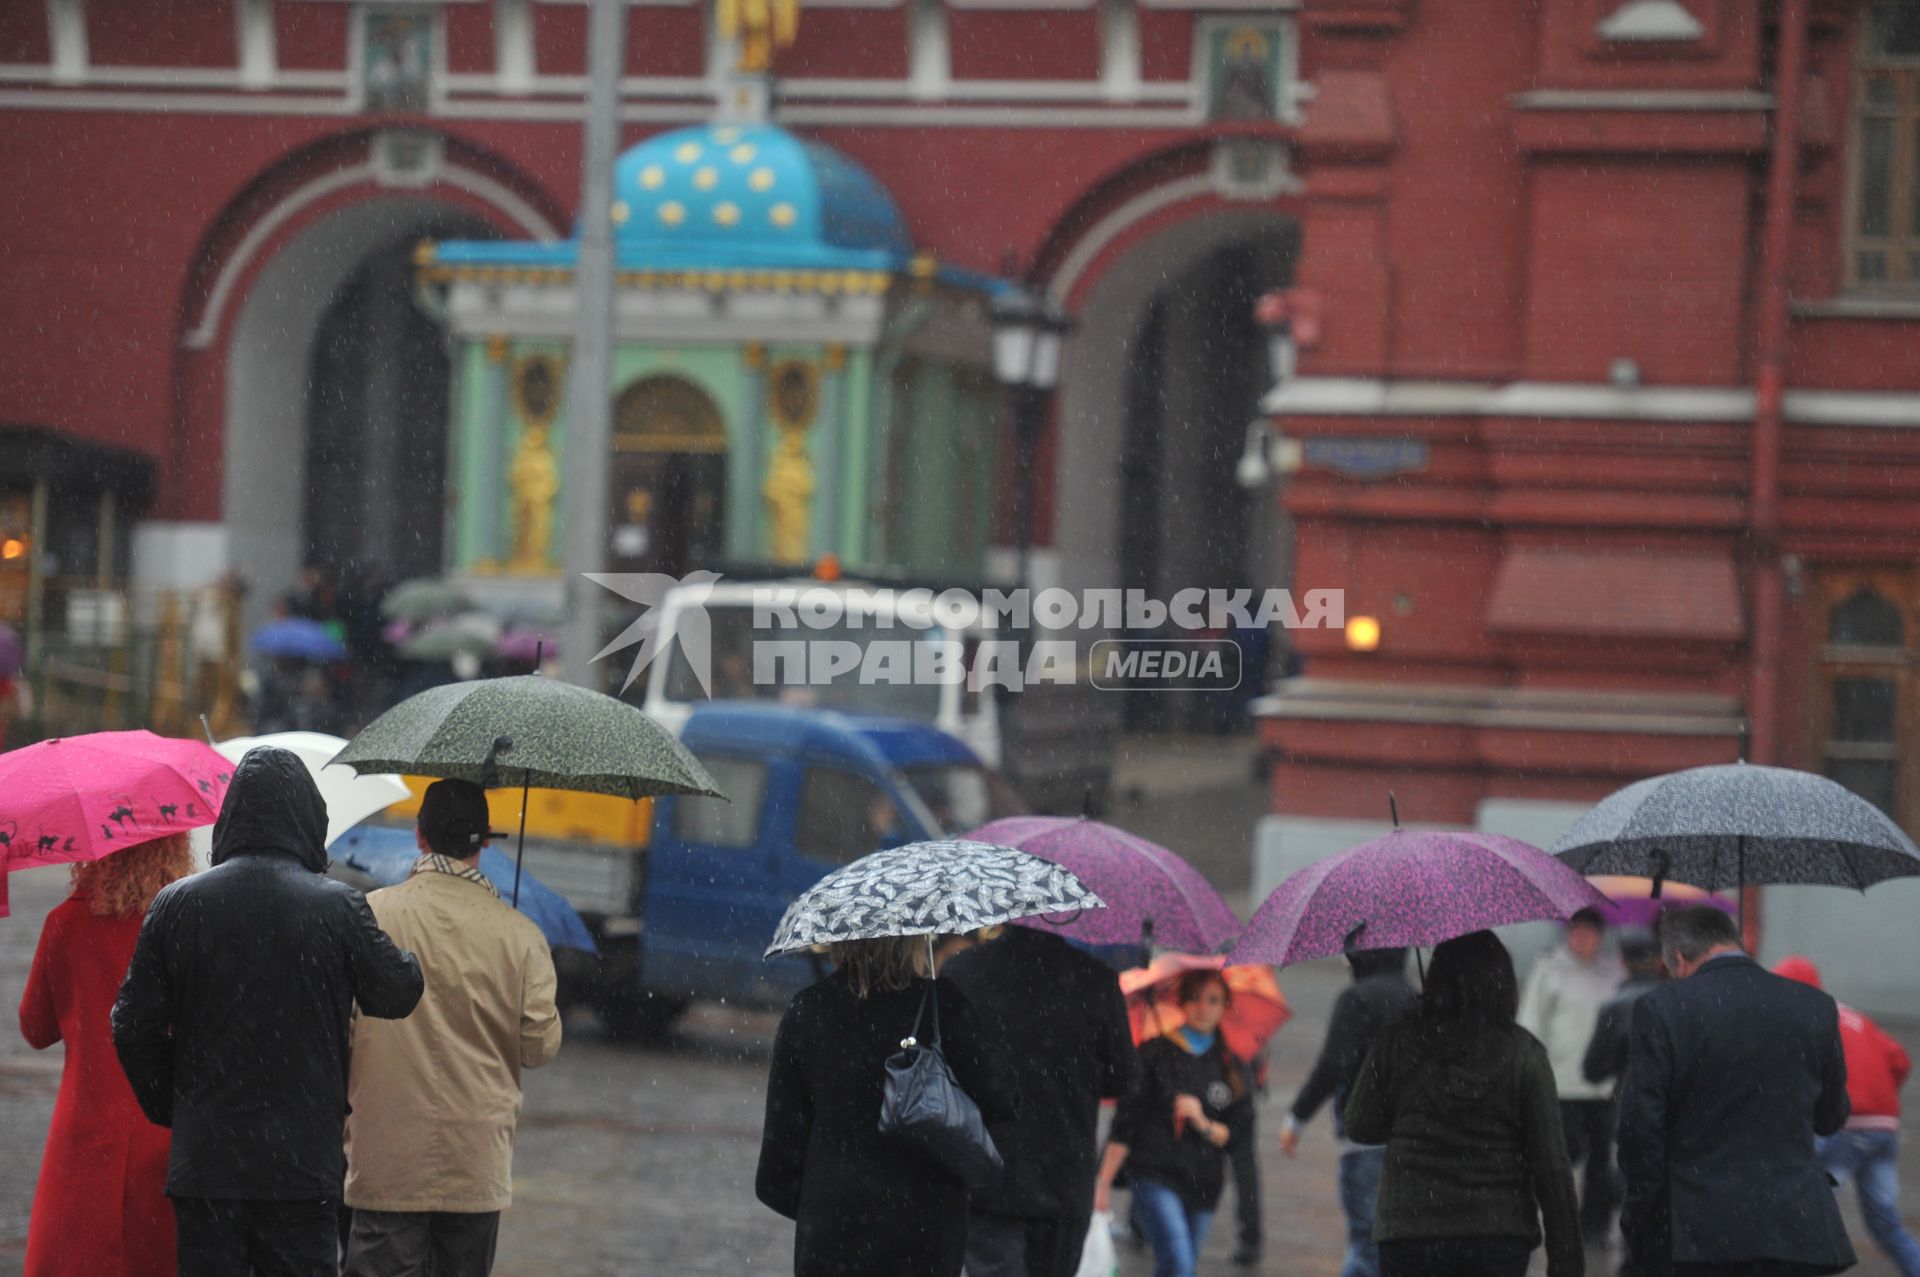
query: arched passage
[{"left": 1046, "top": 199, "right": 1300, "bottom": 604}]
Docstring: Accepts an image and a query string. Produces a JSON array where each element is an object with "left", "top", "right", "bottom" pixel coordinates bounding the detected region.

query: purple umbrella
[
  {"left": 1234, "top": 829, "right": 1610, "bottom": 967},
  {"left": 967, "top": 816, "right": 1241, "bottom": 954},
  {"left": 497, "top": 628, "right": 559, "bottom": 664}
]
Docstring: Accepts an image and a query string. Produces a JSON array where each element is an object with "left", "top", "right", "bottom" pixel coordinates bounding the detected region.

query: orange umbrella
[{"left": 1119, "top": 952, "right": 1290, "bottom": 1063}]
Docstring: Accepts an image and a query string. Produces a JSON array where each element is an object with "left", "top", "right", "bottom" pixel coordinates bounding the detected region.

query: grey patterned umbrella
[
  {"left": 381, "top": 577, "right": 477, "bottom": 623},
  {"left": 765, "top": 839, "right": 1105, "bottom": 957},
  {"left": 1550, "top": 763, "right": 1920, "bottom": 893},
  {"left": 331, "top": 676, "right": 721, "bottom": 801}
]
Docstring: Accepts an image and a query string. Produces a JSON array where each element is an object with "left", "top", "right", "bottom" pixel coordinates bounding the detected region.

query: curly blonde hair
[{"left": 71, "top": 833, "right": 194, "bottom": 918}]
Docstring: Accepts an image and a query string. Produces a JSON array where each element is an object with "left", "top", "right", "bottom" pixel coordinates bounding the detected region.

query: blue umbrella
[
  {"left": 328, "top": 824, "right": 597, "bottom": 954},
  {"left": 251, "top": 617, "right": 347, "bottom": 662}
]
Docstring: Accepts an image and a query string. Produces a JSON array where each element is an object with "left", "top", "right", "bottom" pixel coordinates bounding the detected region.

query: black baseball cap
[{"left": 417, "top": 779, "right": 507, "bottom": 851}]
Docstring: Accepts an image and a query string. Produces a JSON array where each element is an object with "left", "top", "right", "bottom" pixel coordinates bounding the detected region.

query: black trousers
[
  {"left": 345, "top": 1208, "right": 502, "bottom": 1277},
  {"left": 1561, "top": 1098, "right": 1620, "bottom": 1241},
  {"left": 964, "top": 1209, "right": 1089, "bottom": 1277},
  {"left": 1378, "top": 1236, "right": 1532, "bottom": 1277},
  {"left": 174, "top": 1196, "right": 340, "bottom": 1277},
  {"left": 1228, "top": 1115, "right": 1262, "bottom": 1252}
]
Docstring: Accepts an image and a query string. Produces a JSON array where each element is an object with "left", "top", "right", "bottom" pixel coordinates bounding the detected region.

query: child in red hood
[{"left": 1774, "top": 955, "right": 1920, "bottom": 1277}]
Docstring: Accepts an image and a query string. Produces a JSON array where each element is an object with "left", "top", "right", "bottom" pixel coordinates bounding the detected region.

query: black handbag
[{"left": 878, "top": 979, "right": 1004, "bottom": 1190}]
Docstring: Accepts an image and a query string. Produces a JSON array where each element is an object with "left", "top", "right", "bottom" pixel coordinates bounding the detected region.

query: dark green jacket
[{"left": 1346, "top": 1014, "right": 1583, "bottom": 1277}]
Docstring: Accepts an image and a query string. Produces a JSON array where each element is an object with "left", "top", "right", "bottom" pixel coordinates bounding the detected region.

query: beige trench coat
[{"left": 345, "top": 868, "right": 562, "bottom": 1212}]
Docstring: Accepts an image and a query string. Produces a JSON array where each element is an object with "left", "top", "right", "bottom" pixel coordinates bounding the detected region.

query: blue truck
[{"left": 510, "top": 702, "right": 1025, "bottom": 1038}]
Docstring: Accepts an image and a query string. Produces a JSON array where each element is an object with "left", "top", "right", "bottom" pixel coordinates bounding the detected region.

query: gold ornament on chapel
[
  {"left": 509, "top": 355, "right": 565, "bottom": 571},
  {"left": 763, "top": 359, "right": 821, "bottom": 562},
  {"left": 717, "top": 0, "right": 799, "bottom": 74}
]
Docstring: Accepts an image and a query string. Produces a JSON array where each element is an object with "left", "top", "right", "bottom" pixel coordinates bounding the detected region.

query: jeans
[
  {"left": 1819, "top": 1129, "right": 1920, "bottom": 1277},
  {"left": 1131, "top": 1177, "right": 1214, "bottom": 1277},
  {"left": 1338, "top": 1146, "right": 1386, "bottom": 1277}
]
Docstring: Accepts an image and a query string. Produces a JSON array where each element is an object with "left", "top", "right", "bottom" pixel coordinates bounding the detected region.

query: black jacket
[
  {"left": 1110, "top": 1033, "right": 1249, "bottom": 1213},
  {"left": 1616, "top": 953, "right": 1854, "bottom": 1276},
  {"left": 756, "top": 970, "right": 1018, "bottom": 1277},
  {"left": 1290, "top": 952, "right": 1417, "bottom": 1138},
  {"left": 1581, "top": 975, "right": 1659, "bottom": 1088},
  {"left": 1346, "top": 1014, "right": 1583, "bottom": 1277},
  {"left": 942, "top": 927, "right": 1136, "bottom": 1220},
  {"left": 111, "top": 746, "right": 423, "bottom": 1201}
]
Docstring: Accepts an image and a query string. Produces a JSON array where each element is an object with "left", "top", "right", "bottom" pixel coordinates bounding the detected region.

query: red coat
[
  {"left": 18, "top": 895, "right": 175, "bottom": 1277},
  {"left": 1774, "top": 954, "right": 1910, "bottom": 1125}
]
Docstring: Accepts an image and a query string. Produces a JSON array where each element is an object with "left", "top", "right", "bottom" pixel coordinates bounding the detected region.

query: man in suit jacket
[
  {"left": 1617, "top": 905, "right": 1855, "bottom": 1277},
  {"left": 944, "top": 926, "right": 1137, "bottom": 1277}
]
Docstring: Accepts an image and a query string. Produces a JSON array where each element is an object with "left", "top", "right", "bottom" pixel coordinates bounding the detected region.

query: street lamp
[
  {"left": 1236, "top": 287, "right": 1317, "bottom": 490},
  {"left": 989, "top": 285, "right": 1071, "bottom": 590}
]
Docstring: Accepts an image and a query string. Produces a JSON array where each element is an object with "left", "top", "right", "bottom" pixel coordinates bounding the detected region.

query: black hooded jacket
[{"left": 112, "top": 746, "right": 423, "bottom": 1201}]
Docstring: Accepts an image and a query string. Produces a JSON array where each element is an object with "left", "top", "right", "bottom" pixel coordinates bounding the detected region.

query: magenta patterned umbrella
[
  {"left": 967, "top": 816, "right": 1241, "bottom": 954},
  {"left": 1234, "top": 829, "right": 1609, "bottom": 967}
]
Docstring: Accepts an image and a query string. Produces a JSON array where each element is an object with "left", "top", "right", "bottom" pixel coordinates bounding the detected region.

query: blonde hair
[
  {"left": 829, "top": 934, "right": 931, "bottom": 998},
  {"left": 71, "top": 833, "right": 194, "bottom": 918}
]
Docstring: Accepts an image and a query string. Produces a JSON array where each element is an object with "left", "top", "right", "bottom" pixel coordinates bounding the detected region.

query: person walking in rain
[
  {"left": 20, "top": 832, "right": 195, "bottom": 1277},
  {"left": 343, "top": 779, "right": 563, "bottom": 1276},
  {"left": 113, "top": 746, "right": 424, "bottom": 1277},
  {"left": 1774, "top": 955, "right": 1920, "bottom": 1277},
  {"left": 943, "top": 924, "right": 1136, "bottom": 1277},
  {"left": 1616, "top": 906, "right": 1854, "bottom": 1277},
  {"left": 1344, "top": 930, "right": 1583, "bottom": 1277},
  {"left": 1519, "top": 907, "right": 1625, "bottom": 1250},
  {"left": 756, "top": 934, "right": 1018, "bottom": 1277},
  {"left": 1582, "top": 930, "right": 1663, "bottom": 1094},
  {"left": 1094, "top": 969, "right": 1251, "bottom": 1277},
  {"left": 1278, "top": 946, "right": 1416, "bottom": 1277}
]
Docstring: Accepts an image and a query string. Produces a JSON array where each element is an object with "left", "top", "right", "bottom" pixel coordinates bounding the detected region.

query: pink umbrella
[
  {"left": 1235, "top": 828, "right": 1610, "bottom": 968},
  {"left": 967, "top": 816, "right": 1240, "bottom": 954},
  {"left": 497, "top": 628, "right": 559, "bottom": 664},
  {"left": 0, "top": 730, "right": 233, "bottom": 881}
]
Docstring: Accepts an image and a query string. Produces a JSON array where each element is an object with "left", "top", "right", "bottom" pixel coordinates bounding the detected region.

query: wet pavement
[{"left": 1, "top": 736, "right": 1916, "bottom": 1275}]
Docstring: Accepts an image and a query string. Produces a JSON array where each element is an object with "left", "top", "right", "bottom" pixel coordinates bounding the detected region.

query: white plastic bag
[{"left": 1074, "top": 1209, "right": 1118, "bottom": 1277}]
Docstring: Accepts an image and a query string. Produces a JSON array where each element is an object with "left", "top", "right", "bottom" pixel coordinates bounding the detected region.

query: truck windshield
[
  {"left": 898, "top": 763, "right": 1028, "bottom": 836},
  {"left": 664, "top": 603, "right": 946, "bottom": 720}
]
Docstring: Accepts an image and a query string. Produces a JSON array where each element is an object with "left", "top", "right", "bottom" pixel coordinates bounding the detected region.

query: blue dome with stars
[{"left": 434, "top": 123, "right": 919, "bottom": 273}]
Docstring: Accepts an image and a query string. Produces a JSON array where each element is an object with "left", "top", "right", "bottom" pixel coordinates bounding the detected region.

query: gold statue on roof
[{"left": 717, "top": 0, "right": 799, "bottom": 74}]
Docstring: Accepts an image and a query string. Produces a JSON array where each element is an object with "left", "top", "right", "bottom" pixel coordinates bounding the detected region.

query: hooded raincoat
[{"left": 111, "top": 746, "right": 424, "bottom": 1201}]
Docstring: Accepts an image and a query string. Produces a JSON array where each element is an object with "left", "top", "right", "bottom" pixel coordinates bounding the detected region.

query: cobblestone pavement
[{"left": 3, "top": 738, "right": 1916, "bottom": 1275}]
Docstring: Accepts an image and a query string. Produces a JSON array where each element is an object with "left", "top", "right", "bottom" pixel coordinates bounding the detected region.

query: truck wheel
[{"left": 593, "top": 990, "right": 689, "bottom": 1044}]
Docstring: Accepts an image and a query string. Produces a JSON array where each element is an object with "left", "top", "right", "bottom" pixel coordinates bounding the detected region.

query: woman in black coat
[
  {"left": 755, "top": 934, "right": 1018, "bottom": 1277},
  {"left": 1344, "top": 930, "right": 1583, "bottom": 1277},
  {"left": 1093, "top": 969, "right": 1250, "bottom": 1277}
]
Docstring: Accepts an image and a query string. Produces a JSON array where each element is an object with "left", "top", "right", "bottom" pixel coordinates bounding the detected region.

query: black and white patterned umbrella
[
  {"left": 1551, "top": 763, "right": 1920, "bottom": 892},
  {"left": 765, "top": 839, "right": 1105, "bottom": 957}
]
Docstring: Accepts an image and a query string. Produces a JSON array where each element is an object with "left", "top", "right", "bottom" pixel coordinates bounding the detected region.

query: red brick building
[{"left": 1, "top": 1, "right": 1917, "bottom": 999}]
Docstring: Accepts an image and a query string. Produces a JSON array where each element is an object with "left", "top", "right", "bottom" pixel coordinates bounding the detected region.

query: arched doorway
[
  {"left": 1050, "top": 205, "right": 1299, "bottom": 601},
  {"left": 610, "top": 376, "right": 730, "bottom": 578},
  {"left": 305, "top": 218, "right": 492, "bottom": 581},
  {"left": 223, "top": 195, "right": 517, "bottom": 629}
]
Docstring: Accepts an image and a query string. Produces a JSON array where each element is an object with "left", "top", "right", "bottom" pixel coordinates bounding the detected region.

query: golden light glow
[
  {"left": 714, "top": 127, "right": 741, "bottom": 144},
  {"left": 731, "top": 144, "right": 757, "bottom": 164},
  {"left": 659, "top": 201, "right": 686, "bottom": 226},
  {"left": 1, "top": 538, "right": 23, "bottom": 561},
  {"left": 694, "top": 166, "right": 719, "bottom": 190},
  {"left": 674, "top": 142, "right": 702, "bottom": 164},
  {"left": 714, "top": 202, "right": 740, "bottom": 226},
  {"left": 640, "top": 165, "right": 665, "bottom": 190},
  {"left": 1345, "top": 616, "right": 1382, "bottom": 652},
  {"left": 610, "top": 200, "right": 630, "bottom": 225},
  {"left": 770, "top": 202, "right": 797, "bottom": 227},
  {"left": 750, "top": 167, "right": 777, "bottom": 192}
]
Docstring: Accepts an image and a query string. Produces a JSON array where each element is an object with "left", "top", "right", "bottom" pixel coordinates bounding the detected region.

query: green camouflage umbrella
[
  {"left": 331, "top": 676, "right": 722, "bottom": 801},
  {"left": 381, "top": 577, "right": 477, "bottom": 623}
]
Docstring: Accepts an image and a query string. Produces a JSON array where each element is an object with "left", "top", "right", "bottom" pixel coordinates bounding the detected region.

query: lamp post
[{"left": 988, "top": 286, "right": 1070, "bottom": 591}]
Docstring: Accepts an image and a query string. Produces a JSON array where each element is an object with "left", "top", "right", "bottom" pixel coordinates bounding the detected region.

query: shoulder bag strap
[{"left": 903, "top": 978, "right": 942, "bottom": 1050}]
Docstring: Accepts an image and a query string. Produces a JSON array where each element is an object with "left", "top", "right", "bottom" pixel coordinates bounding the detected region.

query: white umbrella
[{"left": 189, "top": 731, "right": 412, "bottom": 867}]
